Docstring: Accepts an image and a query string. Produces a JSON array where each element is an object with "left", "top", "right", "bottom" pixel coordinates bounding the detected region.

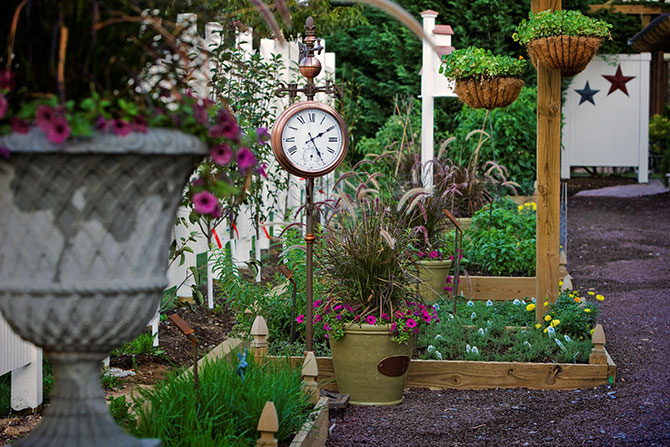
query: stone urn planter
[
  {"left": 454, "top": 77, "right": 524, "bottom": 110},
  {"left": 0, "top": 128, "right": 206, "bottom": 447},
  {"left": 329, "top": 323, "right": 412, "bottom": 406},
  {"left": 528, "top": 36, "right": 602, "bottom": 77}
]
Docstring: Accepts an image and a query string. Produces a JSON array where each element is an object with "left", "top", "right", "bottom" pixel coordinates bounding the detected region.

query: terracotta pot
[
  {"left": 454, "top": 77, "right": 524, "bottom": 110},
  {"left": 329, "top": 323, "right": 412, "bottom": 406},
  {"left": 527, "top": 35, "right": 602, "bottom": 77},
  {"left": 418, "top": 259, "right": 452, "bottom": 302},
  {"left": 0, "top": 128, "right": 206, "bottom": 447}
]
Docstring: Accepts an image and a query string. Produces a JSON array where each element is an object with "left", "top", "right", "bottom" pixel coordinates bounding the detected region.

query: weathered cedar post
[
  {"left": 532, "top": 0, "right": 562, "bottom": 322},
  {"left": 256, "top": 401, "right": 279, "bottom": 447},
  {"left": 301, "top": 351, "right": 320, "bottom": 405},
  {"left": 251, "top": 315, "right": 269, "bottom": 363},
  {"left": 589, "top": 324, "right": 607, "bottom": 364}
]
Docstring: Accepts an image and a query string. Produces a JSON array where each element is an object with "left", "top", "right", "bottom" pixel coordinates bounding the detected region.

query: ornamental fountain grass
[
  {"left": 513, "top": 9, "right": 612, "bottom": 77},
  {"left": 440, "top": 46, "right": 527, "bottom": 110},
  {"left": 0, "top": 3, "right": 265, "bottom": 446}
]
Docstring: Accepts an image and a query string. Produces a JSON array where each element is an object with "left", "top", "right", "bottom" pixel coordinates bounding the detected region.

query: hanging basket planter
[
  {"left": 454, "top": 77, "right": 525, "bottom": 110},
  {"left": 527, "top": 35, "right": 603, "bottom": 77}
]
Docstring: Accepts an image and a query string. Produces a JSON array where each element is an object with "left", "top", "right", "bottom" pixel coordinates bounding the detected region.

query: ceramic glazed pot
[
  {"left": 528, "top": 35, "right": 602, "bottom": 77},
  {"left": 454, "top": 77, "right": 524, "bottom": 110},
  {"left": 329, "top": 323, "right": 412, "bottom": 406},
  {"left": 0, "top": 128, "right": 206, "bottom": 447},
  {"left": 418, "top": 259, "right": 452, "bottom": 302}
]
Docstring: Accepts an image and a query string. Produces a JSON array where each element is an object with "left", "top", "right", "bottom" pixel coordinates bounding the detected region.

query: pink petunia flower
[
  {"left": 395, "top": 311, "right": 405, "bottom": 318},
  {"left": 192, "top": 191, "right": 218, "bottom": 215},
  {"left": 95, "top": 116, "right": 108, "bottom": 130},
  {"left": 334, "top": 305, "right": 342, "bottom": 311},
  {"left": 296, "top": 314, "right": 305, "bottom": 324},
  {"left": 422, "top": 311, "right": 432, "bottom": 323},
  {"left": 366, "top": 315, "right": 377, "bottom": 325},
  {"left": 131, "top": 115, "right": 148, "bottom": 133},
  {"left": 236, "top": 147, "right": 257, "bottom": 171},
  {"left": 46, "top": 116, "right": 71, "bottom": 144},
  {"left": 35, "top": 105, "right": 55, "bottom": 131},
  {"left": 430, "top": 250, "right": 439, "bottom": 259},
  {"left": 344, "top": 304, "right": 353, "bottom": 312},
  {"left": 314, "top": 314, "right": 322, "bottom": 323},
  {"left": 323, "top": 323, "right": 331, "bottom": 331},
  {"left": 209, "top": 109, "right": 240, "bottom": 140},
  {"left": 406, "top": 318, "right": 417, "bottom": 329},
  {"left": 256, "top": 127, "right": 270, "bottom": 143},
  {"left": 211, "top": 143, "right": 233, "bottom": 166},
  {"left": 256, "top": 162, "right": 268, "bottom": 179},
  {"left": 0, "top": 69, "right": 15, "bottom": 91},
  {"left": 111, "top": 119, "right": 131, "bottom": 137},
  {"left": 0, "top": 146, "right": 10, "bottom": 160},
  {"left": 0, "top": 94, "right": 7, "bottom": 120},
  {"left": 313, "top": 300, "right": 322, "bottom": 308},
  {"left": 390, "top": 323, "right": 397, "bottom": 332},
  {"left": 211, "top": 203, "right": 223, "bottom": 219},
  {"left": 417, "top": 252, "right": 425, "bottom": 258},
  {"left": 10, "top": 117, "right": 29, "bottom": 134},
  {"left": 381, "top": 313, "right": 390, "bottom": 320}
]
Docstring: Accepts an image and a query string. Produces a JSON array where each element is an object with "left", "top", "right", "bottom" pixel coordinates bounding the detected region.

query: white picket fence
[
  {"left": 0, "top": 315, "right": 42, "bottom": 411},
  {"left": 562, "top": 53, "right": 651, "bottom": 182}
]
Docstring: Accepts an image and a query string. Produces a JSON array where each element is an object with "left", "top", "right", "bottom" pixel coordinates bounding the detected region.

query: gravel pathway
[{"left": 326, "top": 191, "right": 670, "bottom": 447}]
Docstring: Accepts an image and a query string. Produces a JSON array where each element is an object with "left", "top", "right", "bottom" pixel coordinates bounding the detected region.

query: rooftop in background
[{"left": 629, "top": 13, "right": 670, "bottom": 51}]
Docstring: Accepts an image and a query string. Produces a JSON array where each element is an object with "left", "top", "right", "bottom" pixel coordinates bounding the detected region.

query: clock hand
[{"left": 308, "top": 132, "right": 326, "bottom": 164}]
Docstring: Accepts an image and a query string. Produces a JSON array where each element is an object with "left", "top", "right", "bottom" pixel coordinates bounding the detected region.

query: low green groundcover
[
  {"left": 111, "top": 352, "right": 312, "bottom": 447},
  {"left": 417, "top": 289, "right": 602, "bottom": 363}
]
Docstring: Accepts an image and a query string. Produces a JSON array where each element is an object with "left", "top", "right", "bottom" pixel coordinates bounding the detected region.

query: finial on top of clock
[{"left": 299, "top": 17, "right": 323, "bottom": 82}]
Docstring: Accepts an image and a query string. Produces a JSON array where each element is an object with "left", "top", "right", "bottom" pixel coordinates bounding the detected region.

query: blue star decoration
[
  {"left": 602, "top": 65, "right": 635, "bottom": 96},
  {"left": 575, "top": 81, "right": 599, "bottom": 106}
]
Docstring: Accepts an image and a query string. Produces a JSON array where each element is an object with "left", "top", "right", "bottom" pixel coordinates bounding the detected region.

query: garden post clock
[{"left": 272, "top": 16, "right": 347, "bottom": 351}]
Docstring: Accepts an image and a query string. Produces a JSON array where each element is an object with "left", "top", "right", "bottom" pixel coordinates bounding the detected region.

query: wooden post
[
  {"left": 589, "top": 324, "right": 607, "bottom": 364},
  {"left": 256, "top": 401, "right": 279, "bottom": 447},
  {"left": 250, "top": 315, "right": 269, "bottom": 362},
  {"left": 532, "top": 0, "right": 562, "bottom": 322},
  {"left": 301, "top": 351, "right": 320, "bottom": 405}
]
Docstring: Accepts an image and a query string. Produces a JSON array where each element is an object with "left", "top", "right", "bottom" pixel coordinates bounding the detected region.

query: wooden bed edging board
[
  {"left": 290, "top": 396, "right": 329, "bottom": 447},
  {"left": 268, "top": 349, "right": 615, "bottom": 391},
  {"left": 459, "top": 275, "right": 537, "bottom": 301}
]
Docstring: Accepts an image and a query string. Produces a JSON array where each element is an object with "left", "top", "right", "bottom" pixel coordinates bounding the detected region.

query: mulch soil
[{"left": 326, "top": 177, "right": 670, "bottom": 447}]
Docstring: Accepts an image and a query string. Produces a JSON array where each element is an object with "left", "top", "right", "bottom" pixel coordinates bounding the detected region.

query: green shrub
[
  {"left": 111, "top": 333, "right": 165, "bottom": 358},
  {"left": 128, "top": 353, "right": 312, "bottom": 446},
  {"left": 440, "top": 46, "right": 527, "bottom": 80},
  {"left": 460, "top": 200, "right": 536, "bottom": 276},
  {"left": 514, "top": 9, "right": 612, "bottom": 44}
]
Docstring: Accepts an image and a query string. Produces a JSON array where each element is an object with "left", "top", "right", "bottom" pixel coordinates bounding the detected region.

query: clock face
[{"left": 272, "top": 102, "right": 348, "bottom": 178}]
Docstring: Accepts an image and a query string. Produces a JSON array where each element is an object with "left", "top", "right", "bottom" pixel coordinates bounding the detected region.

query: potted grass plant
[
  {"left": 440, "top": 46, "right": 527, "bottom": 110},
  {"left": 513, "top": 9, "right": 612, "bottom": 77},
  {"left": 315, "top": 178, "right": 439, "bottom": 405}
]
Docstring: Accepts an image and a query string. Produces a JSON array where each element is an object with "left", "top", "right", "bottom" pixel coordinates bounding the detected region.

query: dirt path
[{"left": 326, "top": 191, "right": 670, "bottom": 447}]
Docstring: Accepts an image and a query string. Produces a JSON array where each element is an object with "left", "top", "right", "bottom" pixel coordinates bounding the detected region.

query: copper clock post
[{"left": 274, "top": 17, "right": 339, "bottom": 352}]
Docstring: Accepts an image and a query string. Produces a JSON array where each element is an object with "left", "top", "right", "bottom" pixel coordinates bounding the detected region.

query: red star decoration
[{"left": 602, "top": 65, "right": 635, "bottom": 97}]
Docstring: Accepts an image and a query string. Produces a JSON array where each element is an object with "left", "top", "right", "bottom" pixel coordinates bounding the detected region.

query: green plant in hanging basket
[
  {"left": 440, "top": 47, "right": 526, "bottom": 110},
  {"left": 513, "top": 10, "right": 612, "bottom": 77}
]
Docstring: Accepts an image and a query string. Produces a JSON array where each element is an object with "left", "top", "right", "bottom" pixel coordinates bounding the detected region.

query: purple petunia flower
[
  {"left": 344, "top": 304, "right": 353, "bottom": 312},
  {"left": 0, "top": 94, "right": 7, "bottom": 120},
  {"left": 211, "top": 143, "right": 233, "bottom": 166},
  {"left": 296, "top": 314, "right": 305, "bottom": 324},
  {"left": 192, "top": 191, "right": 217, "bottom": 215},
  {"left": 10, "top": 117, "right": 29, "bottom": 134},
  {"left": 35, "top": 105, "right": 55, "bottom": 131},
  {"left": 0, "top": 146, "right": 10, "bottom": 160},
  {"left": 131, "top": 115, "right": 148, "bottom": 133},
  {"left": 95, "top": 116, "right": 108, "bottom": 131},
  {"left": 211, "top": 203, "right": 223, "bottom": 219},
  {"left": 417, "top": 252, "right": 425, "bottom": 258},
  {"left": 381, "top": 313, "right": 390, "bottom": 320},
  {"left": 323, "top": 323, "right": 331, "bottom": 331},
  {"left": 390, "top": 323, "right": 397, "bottom": 332},
  {"left": 256, "top": 127, "right": 270, "bottom": 143},
  {"left": 336, "top": 314, "right": 342, "bottom": 321},
  {"left": 406, "top": 318, "right": 417, "bottom": 329},
  {"left": 236, "top": 147, "right": 257, "bottom": 171},
  {"left": 422, "top": 311, "right": 432, "bottom": 323},
  {"left": 46, "top": 116, "right": 70, "bottom": 144},
  {"left": 367, "top": 315, "right": 377, "bottom": 325},
  {"left": 256, "top": 162, "right": 268, "bottom": 179},
  {"left": 193, "top": 102, "right": 208, "bottom": 126},
  {"left": 314, "top": 314, "right": 322, "bottom": 323},
  {"left": 209, "top": 109, "right": 240, "bottom": 140},
  {"left": 0, "top": 69, "right": 15, "bottom": 91},
  {"left": 111, "top": 119, "right": 131, "bottom": 137}
]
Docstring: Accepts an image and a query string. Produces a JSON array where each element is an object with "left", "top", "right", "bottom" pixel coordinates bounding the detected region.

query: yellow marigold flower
[
  {"left": 526, "top": 303, "right": 536, "bottom": 312},
  {"left": 544, "top": 315, "right": 552, "bottom": 322},
  {"left": 531, "top": 203, "right": 537, "bottom": 210},
  {"left": 590, "top": 328, "right": 595, "bottom": 335},
  {"left": 559, "top": 280, "right": 563, "bottom": 287},
  {"left": 596, "top": 294, "right": 605, "bottom": 301},
  {"left": 543, "top": 301, "right": 549, "bottom": 307},
  {"left": 574, "top": 297, "right": 580, "bottom": 303},
  {"left": 551, "top": 319, "right": 560, "bottom": 327},
  {"left": 535, "top": 323, "right": 542, "bottom": 329},
  {"left": 518, "top": 55, "right": 524, "bottom": 60},
  {"left": 524, "top": 202, "right": 531, "bottom": 207},
  {"left": 518, "top": 205, "right": 524, "bottom": 212},
  {"left": 543, "top": 327, "right": 548, "bottom": 333},
  {"left": 588, "top": 291, "right": 595, "bottom": 296},
  {"left": 584, "top": 308, "right": 591, "bottom": 313}
]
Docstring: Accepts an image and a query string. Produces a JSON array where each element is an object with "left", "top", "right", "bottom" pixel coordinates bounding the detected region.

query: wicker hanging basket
[
  {"left": 454, "top": 77, "right": 524, "bottom": 110},
  {"left": 527, "top": 35, "right": 603, "bottom": 77}
]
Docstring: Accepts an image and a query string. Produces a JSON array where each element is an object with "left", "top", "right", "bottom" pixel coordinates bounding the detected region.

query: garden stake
[
  {"left": 278, "top": 264, "right": 298, "bottom": 343},
  {"left": 443, "top": 209, "right": 463, "bottom": 313},
  {"left": 167, "top": 312, "right": 199, "bottom": 393}
]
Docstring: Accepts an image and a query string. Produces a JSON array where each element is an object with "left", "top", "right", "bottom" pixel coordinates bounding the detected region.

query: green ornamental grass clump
[
  {"left": 513, "top": 10, "right": 612, "bottom": 45},
  {"left": 440, "top": 46, "right": 526, "bottom": 80}
]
